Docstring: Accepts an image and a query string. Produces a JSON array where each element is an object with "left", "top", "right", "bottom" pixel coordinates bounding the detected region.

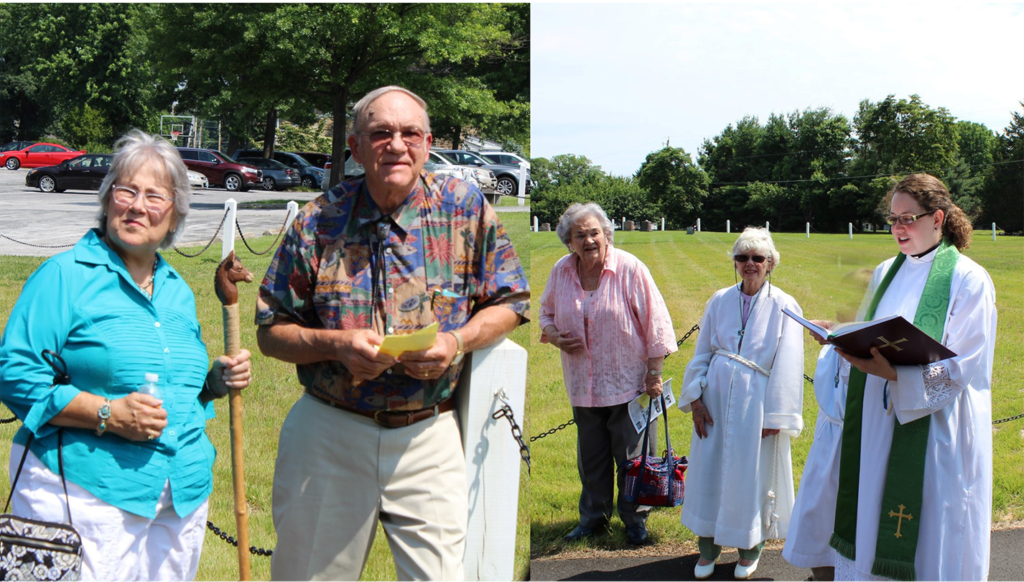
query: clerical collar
[{"left": 911, "top": 241, "right": 942, "bottom": 259}]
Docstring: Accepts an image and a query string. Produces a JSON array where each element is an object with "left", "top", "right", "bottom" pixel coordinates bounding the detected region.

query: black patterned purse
[{"left": 0, "top": 350, "right": 83, "bottom": 581}]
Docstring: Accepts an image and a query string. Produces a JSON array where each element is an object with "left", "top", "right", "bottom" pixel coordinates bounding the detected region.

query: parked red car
[
  {"left": 176, "top": 147, "right": 262, "bottom": 192},
  {"left": 1, "top": 142, "right": 86, "bottom": 170}
]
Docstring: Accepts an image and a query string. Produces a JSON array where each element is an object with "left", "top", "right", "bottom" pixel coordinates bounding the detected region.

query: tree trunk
[
  {"left": 262, "top": 108, "right": 277, "bottom": 158},
  {"left": 451, "top": 124, "right": 462, "bottom": 150},
  {"left": 330, "top": 86, "right": 350, "bottom": 188}
]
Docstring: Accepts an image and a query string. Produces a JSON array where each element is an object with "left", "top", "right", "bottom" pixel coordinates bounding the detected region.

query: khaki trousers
[{"left": 270, "top": 394, "right": 468, "bottom": 581}]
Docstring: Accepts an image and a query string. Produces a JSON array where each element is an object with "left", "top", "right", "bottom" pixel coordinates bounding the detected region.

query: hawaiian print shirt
[{"left": 256, "top": 172, "right": 530, "bottom": 411}]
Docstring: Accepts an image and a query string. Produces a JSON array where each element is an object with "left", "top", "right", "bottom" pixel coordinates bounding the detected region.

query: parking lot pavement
[{"left": 0, "top": 168, "right": 319, "bottom": 257}]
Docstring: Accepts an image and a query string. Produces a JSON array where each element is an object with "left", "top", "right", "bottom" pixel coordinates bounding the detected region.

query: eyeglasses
[
  {"left": 734, "top": 254, "right": 767, "bottom": 264},
  {"left": 885, "top": 210, "right": 936, "bottom": 226},
  {"left": 359, "top": 127, "right": 426, "bottom": 148},
  {"left": 111, "top": 185, "right": 175, "bottom": 213}
]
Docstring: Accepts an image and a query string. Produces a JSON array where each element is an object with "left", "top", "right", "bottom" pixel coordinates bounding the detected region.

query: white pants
[
  {"left": 270, "top": 394, "right": 468, "bottom": 581},
  {"left": 8, "top": 443, "right": 208, "bottom": 581}
]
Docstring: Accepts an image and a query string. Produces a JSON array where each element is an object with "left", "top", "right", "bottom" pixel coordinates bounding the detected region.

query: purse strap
[
  {"left": 3, "top": 349, "right": 75, "bottom": 526},
  {"left": 634, "top": 393, "right": 678, "bottom": 487}
]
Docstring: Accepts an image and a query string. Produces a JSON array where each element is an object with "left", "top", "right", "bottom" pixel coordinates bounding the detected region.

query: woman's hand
[
  {"left": 550, "top": 329, "right": 585, "bottom": 354},
  {"left": 644, "top": 373, "right": 663, "bottom": 398},
  {"left": 690, "top": 397, "right": 714, "bottom": 439},
  {"left": 762, "top": 428, "right": 780, "bottom": 438},
  {"left": 210, "top": 348, "right": 254, "bottom": 393},
  {"left": 109, "top": 393, "right": 167, "bottom": 441},
  {"left": 809, "top": 320, "right": 836, "bottom": 346},
  {"left": 837, "top": 346, "right": 897, "bottom": 382}
]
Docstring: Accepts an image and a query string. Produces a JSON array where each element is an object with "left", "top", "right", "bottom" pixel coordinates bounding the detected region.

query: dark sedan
[
  {"left": 25, "top": 154, "right": 113, "bottom": 192},
  {"left": 236, "top": 157, "right": 301, "bottom": 191}
]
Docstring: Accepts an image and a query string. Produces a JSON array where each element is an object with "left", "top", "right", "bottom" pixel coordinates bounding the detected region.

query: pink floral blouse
[{"left": 540, "top": 246, "right": 677, "bottom": 407}]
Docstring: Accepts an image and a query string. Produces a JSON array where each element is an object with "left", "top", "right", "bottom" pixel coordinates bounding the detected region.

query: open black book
[{"left": 782, "top": 307, "right": 957, "bottom": 366}]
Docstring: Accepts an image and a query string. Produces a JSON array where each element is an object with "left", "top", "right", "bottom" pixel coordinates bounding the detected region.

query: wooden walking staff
[{"left": 215, "top": 198, "right": 256, "bottom": 580}]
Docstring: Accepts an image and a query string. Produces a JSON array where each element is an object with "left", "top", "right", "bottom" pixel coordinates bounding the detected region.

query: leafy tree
[
  {"left": 942, "top": 121, "right": 999, "bottom": 221},
  {"left": 530, "top": 154, "right": 604, "bottom": 193},
  {"left": 851, "top": 95, "right": 960, "bottom": 222},
  {"left": 273, "top": 119, "right": 333, "bottom": 154},
  {"left": 0, "top": 4, "right": 156, "bottom": 143},
  {"left": 981, "top": 102, "right": 1024, "bottom": 233},
  {"left": 636, "top": 147, "right": 709, "bottom": 229}
]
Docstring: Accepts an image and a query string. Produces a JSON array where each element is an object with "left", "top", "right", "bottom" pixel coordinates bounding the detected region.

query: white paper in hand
[{"left": 628, "top": 378, "right": 675, "bottom": 434}]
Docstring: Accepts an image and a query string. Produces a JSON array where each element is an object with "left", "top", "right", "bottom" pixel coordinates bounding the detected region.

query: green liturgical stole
[{"left": 830, "top": 240, "right": 959, "bottom": 581}]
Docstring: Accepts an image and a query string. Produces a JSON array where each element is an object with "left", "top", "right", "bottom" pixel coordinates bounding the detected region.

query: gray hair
[
  {"left": 351, "top": 85, "right": 431, "bottom": 134},
  {"left": 97, "top": 130, "right": 191, "bottom": 249},
  {"left": 730, "top": 226, "right": 780, "bottom": 269},
  {"left": 556, "top": 202, "right": 615, "bottom": 248}
]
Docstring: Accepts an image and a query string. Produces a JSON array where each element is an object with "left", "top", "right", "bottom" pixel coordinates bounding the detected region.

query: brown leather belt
[{"left": 310, "top": 394, "right": 455, "bottom": 429}]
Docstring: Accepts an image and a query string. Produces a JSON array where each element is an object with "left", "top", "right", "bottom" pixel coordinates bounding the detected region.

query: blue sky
[{"left": 532, "top": 3, "right": 1024, "bottom": 176}]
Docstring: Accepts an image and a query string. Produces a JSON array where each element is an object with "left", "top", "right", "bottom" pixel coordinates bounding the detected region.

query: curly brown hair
[{"left": 885, "top": 174, "right": 972, "bottom": 251}]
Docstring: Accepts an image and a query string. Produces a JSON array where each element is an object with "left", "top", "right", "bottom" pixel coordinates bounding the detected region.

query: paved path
[
  {"left": 0, "top": 168, "right": 527, "bottom": 257},
  {"left": 531, "top": 528, "right": 1024, "bottom": 580}
]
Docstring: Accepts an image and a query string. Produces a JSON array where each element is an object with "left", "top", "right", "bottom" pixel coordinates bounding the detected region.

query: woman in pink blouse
[{"left": 540, "top": 202, "right": 677, "bottom": 546}]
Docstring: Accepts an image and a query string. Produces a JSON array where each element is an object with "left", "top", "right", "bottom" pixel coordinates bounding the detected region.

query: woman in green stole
[{"left": 812, "top": 174, "right": 996, "bottom": 581}]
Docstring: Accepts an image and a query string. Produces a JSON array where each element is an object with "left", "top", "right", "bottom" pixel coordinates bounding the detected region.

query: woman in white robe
[
  {"left": 782, "top": 345, "right": 846, "bottom": 580},
  {"left": 821, "top": 174, "right": 996, "bottom": 581},
  {"left": 678, "top": 227, "right": 804, "bottom": 580}
]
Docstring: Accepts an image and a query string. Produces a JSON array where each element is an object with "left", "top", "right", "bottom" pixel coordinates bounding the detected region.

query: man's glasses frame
[{"left": 359, "top": 127, "right": 427, "bottom": 148}]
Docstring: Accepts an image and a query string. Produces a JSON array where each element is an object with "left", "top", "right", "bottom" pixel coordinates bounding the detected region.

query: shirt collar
[
  {"left": 73, "top": 228, "right": 177, "bottom": 280},
  {"left": 906, "top": 243, "right": 940, "bottom": 265},
  {"left": 354, "top": 173, "right": 429, "bottom": 236}
]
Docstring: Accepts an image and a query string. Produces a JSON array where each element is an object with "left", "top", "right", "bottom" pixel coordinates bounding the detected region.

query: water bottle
[{"left": 138, "top": 373, "right": 163, "bottom": 401}]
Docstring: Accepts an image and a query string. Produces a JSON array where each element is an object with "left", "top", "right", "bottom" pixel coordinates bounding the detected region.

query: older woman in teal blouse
[{"left": 0, "top": 130, "right": 252, "bottom": 581}]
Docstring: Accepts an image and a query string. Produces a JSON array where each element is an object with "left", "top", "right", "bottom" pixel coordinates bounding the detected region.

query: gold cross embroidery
[
  {"left": 888, "top": 504, "right": 913, "bottom": 538},
  {"left": 877, "top": 336, "right": 908, "bottom": 352}
]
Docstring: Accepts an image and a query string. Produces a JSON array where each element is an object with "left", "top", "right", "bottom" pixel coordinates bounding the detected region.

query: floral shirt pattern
[{"left": 256, "top": 172, "right": 530, "bottom": 411}]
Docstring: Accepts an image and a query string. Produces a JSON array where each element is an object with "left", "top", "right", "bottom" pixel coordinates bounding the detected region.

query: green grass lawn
[
  {"left": 0, "top": 208, "right": 531, "bottom": 580},
  {"left": 529, "top": 229, "right": 1024, "bottom": 558}
]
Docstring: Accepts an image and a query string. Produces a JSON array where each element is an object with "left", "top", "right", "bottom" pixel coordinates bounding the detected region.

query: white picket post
[{"left": 222, "top": 199, "right": 237, "bottom": 260}]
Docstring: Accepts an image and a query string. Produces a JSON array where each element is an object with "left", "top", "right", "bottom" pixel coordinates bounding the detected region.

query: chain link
[
  {"left": 0, "top": 415, "right": 17, "bottom": 424},
  {"left": 234, "top": 211, "right": 290, "bottom": 256},
  {"left": 0, "top": 233, "right": 75, "bottom": 249},
  {"left": 994, "top": 411, "right": 1024, "bottom": 424},
  {"left": 493, "top": 389, "right": 530, "bottom": 474},
  {"left": 529, "top": 419, "right": 575, "bottom": 442},
  {"left": 676, "top": 323, "right": 700, "bottom": 347},
  {"left": 205, "top": 521, "right": 273, "bottom": 556},
  {"left": 173, "top": 209, "right": 229, "bottom": 258}
]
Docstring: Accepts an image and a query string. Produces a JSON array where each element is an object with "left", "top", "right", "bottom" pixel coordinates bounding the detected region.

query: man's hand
[
  {"left": 400, "top": 332, "right": 458, "bottom": 380},
  {"left": 334, "top": 329, "right": 396, "bottom": 381},
  {"left": 690, "top": 397, "right": 714, "bottom": 439},
  {"left": 837, "top": 346, "right": 897, "bottom": 382},
  {"left": 110, "top": 393, "right": 168, "bottom": 442}
]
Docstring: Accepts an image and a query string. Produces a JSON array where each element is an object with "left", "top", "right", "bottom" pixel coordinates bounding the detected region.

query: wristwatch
[
  {"left": 647, "top": 369, "right": 662, "bottom": 377},
  {"left": 450, "top": 330, "right": 465, "bottom": 366},
  {"left": 96, "top": 399, "right": 112, "bottom": 436}
]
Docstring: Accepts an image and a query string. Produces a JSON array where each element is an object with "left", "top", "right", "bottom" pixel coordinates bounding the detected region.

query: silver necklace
[{"left": 737, "top": 282, "right": 767, "bottom": 350}]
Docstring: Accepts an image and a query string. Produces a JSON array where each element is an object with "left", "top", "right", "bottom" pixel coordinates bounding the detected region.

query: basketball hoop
[{"left": 171, "top": 131, "right": 180, "bottom": 141}]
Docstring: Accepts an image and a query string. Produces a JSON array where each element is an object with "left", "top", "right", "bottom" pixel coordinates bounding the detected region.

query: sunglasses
[{"left": 734, "top": 254, "right": 767, "bottom": 264}]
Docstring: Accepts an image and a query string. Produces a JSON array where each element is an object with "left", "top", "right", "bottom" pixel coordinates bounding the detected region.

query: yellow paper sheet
[{"left": 378, "top": 322, "right": 439, "bottom": 357}]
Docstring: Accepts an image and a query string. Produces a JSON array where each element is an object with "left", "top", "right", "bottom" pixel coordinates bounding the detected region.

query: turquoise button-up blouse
[{"left": 0, "top": 229, "right": 215, "bottom": 518}]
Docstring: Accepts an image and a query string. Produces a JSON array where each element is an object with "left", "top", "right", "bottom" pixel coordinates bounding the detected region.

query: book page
[{"left": 830, "top": 314, "right": 900, "bottom": 337}]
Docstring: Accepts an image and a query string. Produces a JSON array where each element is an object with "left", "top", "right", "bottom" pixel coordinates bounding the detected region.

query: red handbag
[{"left": 622, "top": 394, "right": 687, "bottom": 507}]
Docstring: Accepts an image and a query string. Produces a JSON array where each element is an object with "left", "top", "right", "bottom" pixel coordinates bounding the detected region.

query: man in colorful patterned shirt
[{"left": 255, "top": 86, "right": 529, "bottom": 580}]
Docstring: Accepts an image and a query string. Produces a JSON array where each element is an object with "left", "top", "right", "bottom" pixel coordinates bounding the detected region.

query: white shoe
[
  {"left": 694, "top": 556, "right": 719, "bottom": 580},
  {"left": 734, "top": 557, "right": 759, "bottom": 580}
]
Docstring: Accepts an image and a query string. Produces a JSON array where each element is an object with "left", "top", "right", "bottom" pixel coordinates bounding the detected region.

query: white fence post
[
  {"left": 221, "top": 198, "right": 237, "bottom": 260},
  {"left": 806, "top": 223, "right": 810, "bottom": 238},
  {"left": 661, "top": 217, "right": 665, "bottom": 232},
  {"left": 457, "top": 338, "right": 527, "bottom": 581},
  {"left": 765, "top": 221, "right": 770, "bottom": 232},
  {"left": 285, "top": 201, "right": 299, "bottom": 234},
  {"left": 533, "top": 216, "right": 539, "bottom": 232},
  {"left": 696, "top": 218, "right": 701, "bottom": 232},
  {"left": 848, "top": 223, "right": 853, "bottom": 240},
  {"left": 992, "top": 223, "right": 997, "bottom": 241},
  {"left": 517, "top": 166, "right": 526, "bottom": 207},
  {"left": 726, "top": 220, "right": 731, "bottom": 234}
]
